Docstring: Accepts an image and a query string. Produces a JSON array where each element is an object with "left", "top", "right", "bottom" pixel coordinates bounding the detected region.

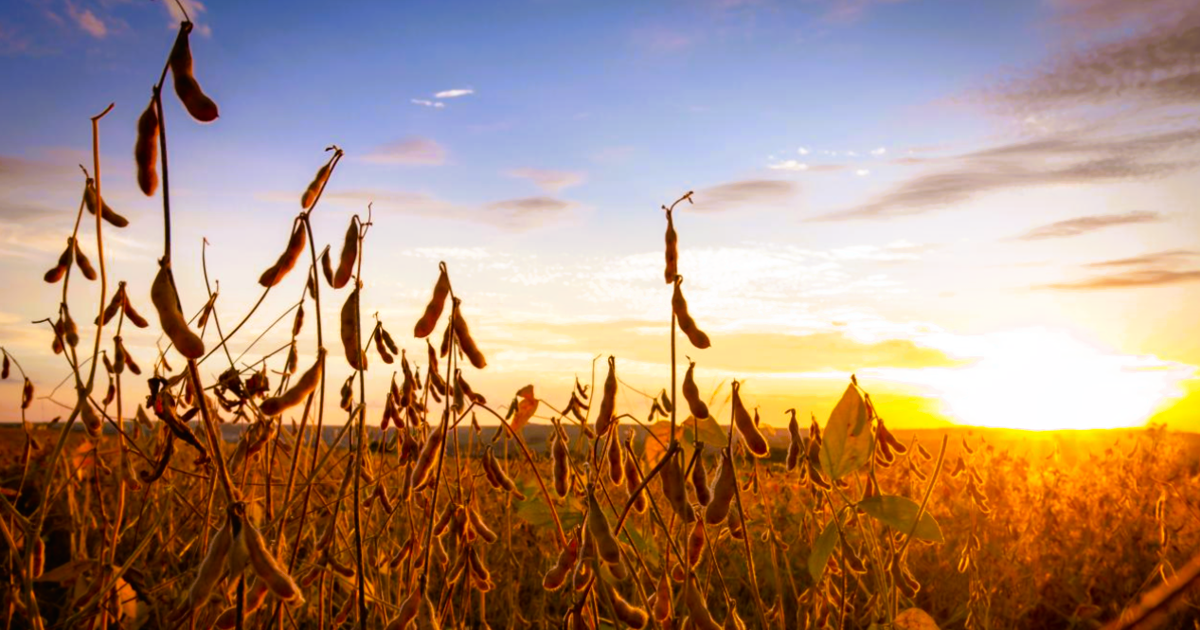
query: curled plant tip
[
  {"left": 452, "top": 302, "right": 487, "bottom": 369},
  {"left": 83, "top": 179, "right": 129, "bottom": 228},
  {"left": 258, "top": 218, "right": 307, "bottom": 287},
  {"left": 672, "top": 277, "right": 711, "bottom": 349},
  {"left": 332, "top": 216, "right": 358, "bottom": 289},
  {"left": 664, "top": 208, "right": 678, "bottom": 284},
  {"left": 415, "top": 263, "right": 451, "bottom": 338},
  {"left": 44, "top": 239, "right": 73, "bottom": 284},
  {"left": 244, "top": 523, "right": 303, "bottom": 602},
  {"left": 187, "top": 514, "right": 233, "bottom": 610},
  {"left": 21, "top": 378, "right": 34, "bottom": 410},
  {"left": 169, "top": 22, "right": 219, "bottom": 123},
  {"left": 786, "top": 409, "right": 802, "bottom": 472},
  {"left": 595, "top": 356, "right": 618, "bottom": 437},
  {"left": 151, "top": 263, "right": 205, "bottom": 359},
  {"left": 135, "top": 98, "right": 159, "bottom": 195},
  {"left": 682, "top": 360, "right": 709, "bottom": 420},
  {"left": 79, "top": 393, "right": 102, "bottom": 437},
  {"left": 705, "top": 448, "right": 736, "bottom": 526},
  {"left": 612, "top": 589, "right": 649, "bottom": 629},
  {"left": 662, "top": 450, "right": 696, "bottom": 522},
  {"left": 692, "top": 445, "right": 711, "bottom": 506},
  {"left": 586, "top": 491, "right": 621, "bottom": 566},
  {"left": 340, "top": 287, "right": 367, "bottom": 371},
  {"left": 73, "top": 240, "right": 97, "bottom": 281},
  {"left": 731, "top": 382, "right": 769, "bottom": 458}
]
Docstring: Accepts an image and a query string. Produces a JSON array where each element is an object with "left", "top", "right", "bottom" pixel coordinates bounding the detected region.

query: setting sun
[{"left": 922, "top": 329, "right": 1191, "bottom": 431}]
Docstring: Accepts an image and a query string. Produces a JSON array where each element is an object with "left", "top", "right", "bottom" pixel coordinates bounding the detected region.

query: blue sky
[{"left": 2, "top": 0, "right": 1199, "bottom": 431}]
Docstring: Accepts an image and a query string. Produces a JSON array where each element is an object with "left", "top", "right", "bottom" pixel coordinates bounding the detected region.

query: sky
[{"left": 1, "top": 0, "right": 1199, "bottom": 432}]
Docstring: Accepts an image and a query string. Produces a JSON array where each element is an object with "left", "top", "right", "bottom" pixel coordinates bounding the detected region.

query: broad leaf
[
  {"left": 820, "top": 382, "right": 874, "bottom": 480},
  {"left": 858, "top": 494, "right": 944, "bottom": 543},
  {"left": 808, "top": 515, "right": 841, "bottom": 582},
  {"left": 515, "top": 480, "right": 583, "bottom": 530}
]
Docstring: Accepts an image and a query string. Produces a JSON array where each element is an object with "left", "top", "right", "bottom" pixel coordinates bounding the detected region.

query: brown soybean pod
[
  {"left": 685, "top": 582, "right": 722, "bottom": 630},
  {"left": 187, "top": 516, "right": 232, "bottom": 609},
  {"left": 551, "top": 432, "right": 570, "bottom": 498},
  {"left": 664, "top": 208, "right": 678, "bottom": 284},
  {"left": 705, "top": 448, "right": 735, "bottom": 526},
  {"left": 686, "top": 517, "right": 706, "bottom": 568},
  {"left": 61, "top": 305, "right": 79, "bottom": 348},
  {"left": 83, "top": 180, "right": 130, "bottom": 228},
  {"left": 320, "top": 248, "right": 335, "bottom": 286},
  {"left": 302, "top": 160, "right": 332, "bottom": 210},
  {"left": 44, "top": 240, "right": 73, "bottom": 284},
  {"left": 661, "top": 451, "right": 696, "bottom": 522},
  {"left": 340, "top": 287, "right": 367, "bottom": 371},
  {"left": 612, "top": 589, "right": 649, "bottom": 629},
  {"left": 244, "top": 523, "right": 302, "bottom": 602},
  {"left": 786, "top": 410, "right": 802, "bottom": 472},
  {"left": 410, "top": 424, "right": 444, "bottom": 491},
  {"left": 134, "top": 99, "right": 159, "bottom": 196},
  {"left": 682, "top": 361, "right": 710, "bottom": 420},
  {"left": 386, "top": 590, "right": 421, "bottom": 630},
  {"left": 260, "top": 348, "right": 324, "bottom": 416},
  {"left": 586, "top": 492, "right": 621, "bottom": 566},
  {"left": 258, "top": 218, "right": 307, "bottom": 287},
  {"left": 21, "top": 378, "right": 33, "bottom": 410},
  {"left": 653, "top": 571, "right": 672, "bottom": 621},
  {"left": 415, "top": 263, "right": 451, "bottom": 338},
  {"left": 150, "top": 263, "right": 205, "bottom": 359},
  {"left": 73, "top": 240, "right": 97, "bottom": 281},
  {"left": 79, "top": 395, "right": 101, "bottom": 437},
  {"left": 623, "top": 439, "right": 647, "bottom": 513},
  {"left": 168, "top": 23, "right": 219, "bottom": 123},
  {"left": 607, "top": 432, "right": 624, "bottom": 486},
  {"left": 691, "top": 445, "right": 711, "bottom": 507},
  {"left": 122, "top": 293, "right": 149, "bottom": 328},
  {"left": 452, "top": 304, "right": 487, "bottom": 369},
  {"left": 731, "top": 382, "right": 769, "bottom": 457},
  {"left": 1, "top": 354, "right": 9, "bottom": 380},
  {"left": 595, "top": 356, "right": 618, "bottom": 437},
  {"left": 672, "top": 278, "right": 711, "bottom": 349},
  {"left": 331, "top": 217, "right": 358, "bottom": 289}
]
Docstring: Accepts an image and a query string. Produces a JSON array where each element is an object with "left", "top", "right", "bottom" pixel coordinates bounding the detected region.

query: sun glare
[{"left": 924, "top": 328, "right": 1190, "bottom": 431}]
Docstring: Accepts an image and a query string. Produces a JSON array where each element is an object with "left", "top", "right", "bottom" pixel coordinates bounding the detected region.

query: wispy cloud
[
  {"left": 411, "top": 99, "right": 444, "bottom": 109},
  {"left": 1085, "top": 249, "right": 1198, "bottom": 268},
  {"left": 690, "top": 179, "right": 797, "bottom": 213},
  {"left": 1040, "top": 269, "right": 1200, "bottom": 290},
  {"left": 434, "top": 88, "right": 474, "bottom": 99},
  {"left": 66, "top": 2, "right": 107, "bottom": 38},
  {"left": 507, "top": 168, "right": 586, "bottom": 193},
  {"left": 361, "top": 137, "right": 447, "bottom": 166},
  {"left": 1014, "top": 211, "right": 1163, "bottom": 240}
]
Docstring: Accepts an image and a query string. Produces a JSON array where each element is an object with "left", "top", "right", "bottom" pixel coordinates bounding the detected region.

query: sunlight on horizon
[{"left": 919, "top": 328, "right": 1194, "bottom": 431}]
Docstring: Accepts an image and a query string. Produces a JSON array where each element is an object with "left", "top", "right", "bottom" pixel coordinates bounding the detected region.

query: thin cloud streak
[{"left": 1014, "top": 211, "right": 1163, "bottom": 240}]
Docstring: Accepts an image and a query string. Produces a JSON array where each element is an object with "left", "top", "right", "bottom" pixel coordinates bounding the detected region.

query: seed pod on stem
[
  {"left": 595, "top": 356, "right": 618, "bottom": 437},
  {"left": 672, "top": 277, "right": 711, "bottom": 349},
  {"left": 260, "top": 348, "right": 324, "bottom": 416},
  {"left": 623, "top": 438, "right": 647, "bottom": 513},
  {"left": 682, "top": 360, "right": 709, "bottom": 420},
  {"left": 586, "top": 491, "right": 621, "bottom": 566},
  {"left": 664, "top": 208, "right": 678, "bottom": 284},
  {"left": 258, "top": 218, "right": 307, "bottom": 287},
  {"left": 612, "top": 588, "right": 649, "bottom": 629},
  {"left": 451, "top": 300, "right": 487, "bottom": 369},
  {"left": 340, "top": 286, "right": 367, "bottom": 371},
  {"left": 786, "top": 409, "right": 803, "bottom": 472},
  {"left": 168, "top": 22, "right": 219, "bottom": 123},
  {"left": 44, "top": 239, "right": 73, "bottom": 284},
  {"left": 705, "top": 448, "right": 736, "bottom": 525},
  {"left": 243, "top": 523, "right": 302, "bottom": 602},
  {"left": 122, "top": 292, "right": 149, "bottom": 328},
  {"left": 21, "top": 378, "right": 34, "bottom": 409},
  {"left": 607, "top": 432, "right": 624, "bottom": 486},
  {"left": 73, "top": 240, "right": 97, "bottom": 281},
  {"left": 186, "top": 514, "right": 232, "bottom": 610},
  {"left": 83, "top": 179, "right": 129, "bottom": 228},
  {"left": 692, "top": 444, "right": 711, "bottom": 506},
  {"left": 386, "top": 589, "right": 421, "bottom": 630},
  {"left": 150, "top": 262, "right": 205, "bottom": 359},
  {"left": 661, "top": 450, "right": 696, "bottom": 522},
  {"left": 331, "top": 216, "right": 358, "bottom": 289},
  {"left": 134, "top": 99, "right": 159, "bottom": 195},
  {"left": 410, "top": 421, "right": 444, "bottom": 491},
  {"left": 685, "top": 581, "right": 722, "bottom": 630},
  {"left": 551, "top": 430, "right": 570, "bottom": 498},
  {"left": 731, "top": 382, "right": 769, "bottom": 458}
]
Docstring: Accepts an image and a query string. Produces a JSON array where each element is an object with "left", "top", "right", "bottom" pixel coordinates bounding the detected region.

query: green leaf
[
  {"left": 858, "top": 495, "right": 944, "bottom": 543},
  {"left": 820, "top": 382, "right": 874, "bottom": 480},
  {"left": 808, "top": 516, "right": 841, "bottom": 582},
  {"left": 514, "top": 480, "right": 583, "bottom": 530}
]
